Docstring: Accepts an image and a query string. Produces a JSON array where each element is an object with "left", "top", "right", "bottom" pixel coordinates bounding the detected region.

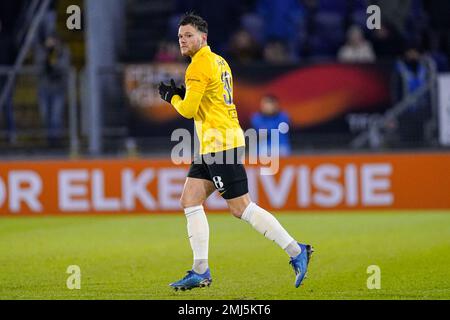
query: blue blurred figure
[{"left": 251, "top": 94, "right": 292, "bottom": 157}]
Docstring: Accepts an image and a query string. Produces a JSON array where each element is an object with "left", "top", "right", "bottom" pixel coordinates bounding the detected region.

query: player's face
[
  {"left": 261, "top": 97, "right": 279, "bottom": 115},
  {"left": 178, "top": 24, "right": 206, "bottom": 57}
]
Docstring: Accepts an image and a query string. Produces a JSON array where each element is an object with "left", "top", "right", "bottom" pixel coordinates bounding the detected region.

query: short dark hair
[
  {"left": 178, "top": 12, "right": 208, "bottom": 34},
  {"left": 263, "top": 94, "right": 279, "bottom": 103}
]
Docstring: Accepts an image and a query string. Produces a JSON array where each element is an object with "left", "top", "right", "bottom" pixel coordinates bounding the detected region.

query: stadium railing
[{"left": 351, "top": 56, "right": 439, "bottom": 149}]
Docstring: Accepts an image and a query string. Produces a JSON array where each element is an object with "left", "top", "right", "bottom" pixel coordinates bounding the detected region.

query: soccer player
[{"left": 158, "top": 13, "right": 313, "bottom": 291}]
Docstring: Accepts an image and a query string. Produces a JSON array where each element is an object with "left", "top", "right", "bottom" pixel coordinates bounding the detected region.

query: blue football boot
[
  {"left": 169, "top": 269, "right": 212, "bottom": 291},
  {"left": 289, "top": 243, "right": 314, "bottom": 288}
]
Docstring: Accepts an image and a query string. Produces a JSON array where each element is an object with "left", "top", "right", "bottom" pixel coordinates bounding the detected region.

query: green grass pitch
[{"left": 0, "top": 211, "right": 449, "bottom": 300}]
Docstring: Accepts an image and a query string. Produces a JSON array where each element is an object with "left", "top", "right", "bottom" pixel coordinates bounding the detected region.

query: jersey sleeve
[
  {"left": 185, "top": 57, "right": 211, "bottom": 95},
  {"left": 171, "top": 90, "right": 203, "bottom": 119}
]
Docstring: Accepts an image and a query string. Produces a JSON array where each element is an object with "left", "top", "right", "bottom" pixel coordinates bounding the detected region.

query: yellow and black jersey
[{"left": 171, "top": 46, "right": 245, "bottom": 154}]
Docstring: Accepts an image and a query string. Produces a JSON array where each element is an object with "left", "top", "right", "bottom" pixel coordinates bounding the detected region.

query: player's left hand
[{"left": 158, "top": 79, "right": 185, "bottom": 103}]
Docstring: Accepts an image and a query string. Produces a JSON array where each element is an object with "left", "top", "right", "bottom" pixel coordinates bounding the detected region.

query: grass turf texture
[{"left": 0, "top": 211, "right": 449, "bottom": 300}]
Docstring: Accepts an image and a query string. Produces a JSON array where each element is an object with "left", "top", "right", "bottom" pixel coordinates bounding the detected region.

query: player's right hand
[{"left": 158, "top": 81, "right": 174, "bottom": 103}]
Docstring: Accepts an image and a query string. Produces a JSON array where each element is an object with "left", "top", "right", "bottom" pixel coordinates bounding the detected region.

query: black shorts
[{"left": 187, "top": 147, "right": 248, "bottom": 200}]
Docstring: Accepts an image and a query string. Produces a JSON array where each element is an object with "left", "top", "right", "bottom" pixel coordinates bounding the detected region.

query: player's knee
[
  {"left": 180, "top": 195, "right": 202, "bottom": 209},
  {"left": 180, "top": 197, "right": 191, "bottom": 209},
  {"left": 227, "top": 194, "right": 251, "bottom": 219}
]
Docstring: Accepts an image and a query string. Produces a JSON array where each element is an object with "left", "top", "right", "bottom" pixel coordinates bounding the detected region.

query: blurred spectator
[
  {"left": 301, "top": 0, "right": 348, "bottom": 61},
  {"left": 37, "top": 0, "right": 58, "bottom": 44},
  {"left": 227, "top": 29, "right": 262, "bottom": 65},
  {"left": 297, "top": 0, "right": 318, "bottom": 59},
  {"left": 392, "top": 44, "right": 434, "bottom": 144},
  {"left": 256, "top": 0, "right": 305, "bottom": 60},
  {"left": 370, "top": 22, "right": 405, "bottom": 59},
  {"left": 263, "top": 40, "right": 292, "bottom": 65},
  {"left": 348, "top": 0, "right": 371, "bottom": 29},
  {"left": 338, "top": 25, "right": 376, "bottom": 63},
  {"left": 154, "top": 41, "right": 183, "bottom": 63},
  {"left": 0, "top": 19, "right": 17, "bottom": 144},
  {"left": 251, "top": 94, "right": 291, "bottom": 157},
  {"left": 35, "top": 34, "right": 71, "bottom": 147},
  {"left": 404, "top": 0, "right": 428, "bottom": 45}
]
